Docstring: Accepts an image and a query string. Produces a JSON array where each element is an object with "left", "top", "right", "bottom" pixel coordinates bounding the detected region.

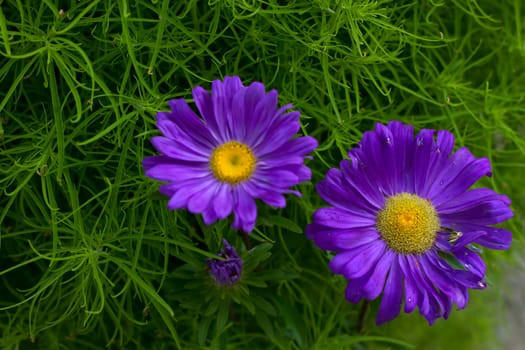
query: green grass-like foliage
[{"left": 0, "top": 0, "right": 523, "bottom": 349}]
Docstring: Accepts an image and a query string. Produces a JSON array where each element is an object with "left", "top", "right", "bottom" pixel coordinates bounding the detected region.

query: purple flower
[
  {"left": 207, "top": 239, "right": 243, "bottom": 286},
  {"left": 307, "top": 121, "right": 513, "bottom": 325},
  {"left": 143, "top": 76, "right": 317, "bottom": 233}
]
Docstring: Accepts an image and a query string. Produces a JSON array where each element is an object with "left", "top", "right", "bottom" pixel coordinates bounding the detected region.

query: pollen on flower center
[
  {"left": 210, "top": 141, "right": 256, "bottom": 184},
  {"left": 376, "top": 192, "right": 440, "bottom": 254}
]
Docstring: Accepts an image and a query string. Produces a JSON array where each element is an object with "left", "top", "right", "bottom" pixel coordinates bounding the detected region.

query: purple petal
[
  {"left": 255, "top": 169, "right": 300, "bottom": 188},
  {"left": 253, "top": 119, "right": 300, "bottom": 154},
  {"left": 435, "top": 229, "right": 487, "bottom": 251},
  {"left": 436, "top": 188, "right": 510, "bottom": 213},
  {"left": 361, "top": 249, "right": 395, "bottom": 299},
  {"left": 150, "top": 136, "right": 208, "bottom": 161},
  {"left": 421, "top": 253, "right": 465, "bottom": 312},
  {"left": 156, "top": 113, "right": 214, "bottom": 151},
  {"left": 187, "top": 182, "right": 220, "bottom": 214},
  {"left": 230, "top": 87, "right": 248, "bottom": 141},
  {"left": 415, "top": 129, "right": 456, "bottom": 197},
  {"left": 339, "top": 159, "right": 385, "bottom": 210},
  {"left": 210, "top": 77, "right": 244, "bottom": 141},
  {"left": 166, "top": 178, "right": 215, "bottom": 210},
  {"left": 474, "top": 227, "right": 512, "bottom": 250},
  {"left": 435, "top": 129, "right": 455, "bottom": 155},
  {"left": 439, "top": 200, "right": 513, "bottom": 226},
  {"left": 312, "top": 207, "right": 375, "bottom": 229},
  {"left": 192, "top": 86, "right": 223, "bottom": 140},
  {"left": 166, "top": 99, "right": 215, "bottom": 147},
  {"left": 449, "top": 269, "right": 486, "bottom": 290},
  {"left": 349, "top": 123, "right": 396, "bottom": 197},
  {"left": 213, "top": 184, "right": 234, "bottom": 220},
  {"left": 258, "top": 191, "right": 286, "bottom": 208},
  {"left": 232, "top": 190, "right": 257, "bottom": 233},
  {"left": 241, "top": 182, "right": 286, "bottom": 207},
  {"left": 284, "top": 163, "right": 312, "bottom": 182},
  {"left": 376, "top": 260, "right": 403, "bottom": 325},
  {"left": 404, "top": 255, "right": 447, "bottom": 324},
  {"left": 143, "top": 155, "right": 167, "bottom": 171},
  {"left": 316, "top": 170, "right": 379, "bottom": 214},
  {"left": 158, "top": 182, "right": 179, "bottom": 197},
  {"left": 201, "top": 205, "right": 218, "bottom": 225},
  {"left": 430, "top": 254, "right": 486, "bottom": 290},
  {"left": 328, "top": 244, "right": 371, "bottom": 275},
  {"left": 339, "top": 241, "right": 387, "bottom": 279},
  {"left": 428, "top": 148, "right": 492, "bottom": 206},
  {"left": 246, "top": 90, "right": 286, "bottom": 148},
  {"left": 344, "top": 278, "right": 367, "bottom": 304},
  {"left": 452, "top": 247, "right": 486, "bottom": 278},
  {"left": 245, "top": 176, "right": 300, "bottom": 199},
  {"left": 441, "top": 223, "right": 512, "bottom": 250},
  {"left": 244, "top": 84, "right": 277, "bottom": 144},
  {"left": 145, "top": 162, "right": 209, "bottom": 182},
  {"left": 385, "top": 121, "right": 416, "bottom": 193},
  {"left": 398, "top": 256, "right": 419, "bottom": 313},
  {"left": 257, "top": 136, "right": 318, "bottom": 167},
  {"left": 307, "top": 224, "right": 380, "bottom": 251}
]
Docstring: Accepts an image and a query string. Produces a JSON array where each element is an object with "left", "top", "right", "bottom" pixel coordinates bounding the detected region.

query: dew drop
[
  {"left": 468, "top": 244, "right": 483, "bottom": 254},
  {"left": 386, "top": 137, "right": 391, "bottom": 145},
  {"left": 407, "top": 297, "right": 413, "bottom": 303},
  {"left": 478, "top": 281, "right": 486, "bottom": 288},
  {"left": 439, "top": 180, "right": 444, "bottom": 185},
  {"left": 417, "top": 138, "right": 423, "bottom": 146},
  {"left": 464, "top": 263, "right": 471, "bottom": 270}
]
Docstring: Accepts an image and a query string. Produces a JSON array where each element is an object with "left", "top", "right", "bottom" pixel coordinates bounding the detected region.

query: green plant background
[{"left": 0, "top": 0, "right": 523, "bottom": 349}]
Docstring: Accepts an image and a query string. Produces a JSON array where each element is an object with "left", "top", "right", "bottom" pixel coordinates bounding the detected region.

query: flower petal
[
  {"left": 452, "top": 247, "right": 486, "bottom": 278},
  {"left": 362, "top": 248, "right": 395, "bottom": 299},
  {"left": 339, "top": 241, "right": 387, "bottom": 279},
  {"left": 428, "top": 148, "right": 492, "bottom": 206},
  {"left": 312, "top": 207, "right": 375, "bottom": 229},
  {"left": 376, "top": 260, "right": 403, "bottom": 325},
  {"left": 232, "top": 190, "right": 257, "bottom": 233},
  {"left": 213, "top": 184, "right": 234, "bottom": 220},
  {"left": 306, "top": 224, "right": 380, "bottom": 251},
  {"left": 151, "top": 134, "right": 210, "bottom": 160},
  {"left": 398, "top": 255, "right": 419, "bottom": 313},
  {"left": 166, "top": 99, "right": 215, "bottom": 147},
  {"left": 166, "top": 178, "right": 215, "bottom": 210}
]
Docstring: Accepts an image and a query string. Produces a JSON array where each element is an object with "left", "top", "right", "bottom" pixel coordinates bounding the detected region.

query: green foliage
[{"left": 0, "top": 0, "right": 523, "bottom": 349}]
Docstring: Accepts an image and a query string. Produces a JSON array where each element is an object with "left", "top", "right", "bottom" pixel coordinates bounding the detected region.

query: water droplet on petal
[
  {"left": 468, "top": 244, "right": 483, "bottom": 254},
  {"left": 386, "top": 137, "right": 391, "bottom": 145},
  {"left": 439, "top": 180, "right": 444, "bottom": 185},
  {"left": 478, "top": 281, "right": 486, "bottom": 288},
  {"left": 417, "top": 138, "right": 423, "bottom": 146},
  {"left": 407, "top": 297, "right": 413, "bottom": 303}
]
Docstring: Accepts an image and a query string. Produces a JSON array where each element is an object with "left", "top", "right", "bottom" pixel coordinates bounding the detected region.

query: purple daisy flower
[
  {"left": 307, "top": 121, "right": 513, "bottom": 325},
  {"left": 143, "top": 76, "right": 317, "bottom": 233},
  {"left": 207, "top": 239, "right": 243, "bottom": 286}
]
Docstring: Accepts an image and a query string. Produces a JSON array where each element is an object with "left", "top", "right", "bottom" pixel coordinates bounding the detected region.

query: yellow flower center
[
  {"left": 376, "top": 193, "right": 440, "bottom": 254},
  {"left": 210, "top": 141, "right": 256, "bottom": 184}
]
